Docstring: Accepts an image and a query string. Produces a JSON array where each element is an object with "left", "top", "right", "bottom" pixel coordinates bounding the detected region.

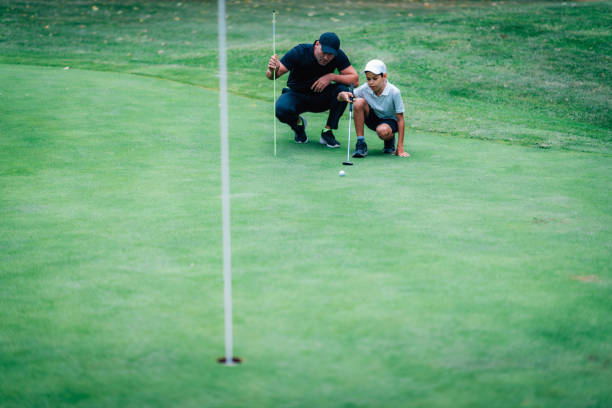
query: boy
[{"left": 338, "top": 59, "right": 409, "bottom": 157}]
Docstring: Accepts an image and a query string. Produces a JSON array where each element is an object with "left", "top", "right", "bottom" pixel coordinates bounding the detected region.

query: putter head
[{"left": 342, "top": 161, "right": 354, "bottom": 166}]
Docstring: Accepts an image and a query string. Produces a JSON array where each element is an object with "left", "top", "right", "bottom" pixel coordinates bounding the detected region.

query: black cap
[{"left": 319, "top": 32, "right": 340, "bottom": 56}]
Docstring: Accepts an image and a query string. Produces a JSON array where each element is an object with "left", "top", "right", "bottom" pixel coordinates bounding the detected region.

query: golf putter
[{"left": 343, "top": 84, "right": 354, "bottom": 166}]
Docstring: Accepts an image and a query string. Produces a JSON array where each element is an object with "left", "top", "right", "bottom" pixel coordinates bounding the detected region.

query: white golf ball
[{"left": 339, "top": 170, "right": 345, "bottom": 177}]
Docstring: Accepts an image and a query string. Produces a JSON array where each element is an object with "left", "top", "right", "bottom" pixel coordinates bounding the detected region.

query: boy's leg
[
  {"left": 376, "top": 124, "right": 394, "bottom": 141},
  {"left": 375, "top": 119, "right": 399, "bottom": 154},
  {"left": 352, "top": 98, "right": 370, "bottom": 158},
  {"left": 353, "top": 98, "right": 369, "bottom": 138}
]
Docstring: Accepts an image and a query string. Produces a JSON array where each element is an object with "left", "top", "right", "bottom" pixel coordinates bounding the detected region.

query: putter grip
[{"left": 349, "top": 84, "right": 354, "bottom": 112}]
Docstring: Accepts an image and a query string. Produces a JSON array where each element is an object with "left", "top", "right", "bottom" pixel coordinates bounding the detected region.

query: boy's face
[{"left": 365, "top": 71, "right": 387, "bottom": 92}]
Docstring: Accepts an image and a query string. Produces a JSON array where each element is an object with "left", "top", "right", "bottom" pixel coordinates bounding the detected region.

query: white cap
[{"left": 363, "top": 59, "right": 386, "bottom": 75}]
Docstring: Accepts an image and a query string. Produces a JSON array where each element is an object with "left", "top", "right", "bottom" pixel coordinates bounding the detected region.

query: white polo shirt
[{"left": 353, "top": 81, "right": 404, "bottom": 120}]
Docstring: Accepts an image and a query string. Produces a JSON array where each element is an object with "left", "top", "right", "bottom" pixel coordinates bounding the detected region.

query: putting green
[{"left": 1, "top": 64, "right": 611, "bottom": 407}]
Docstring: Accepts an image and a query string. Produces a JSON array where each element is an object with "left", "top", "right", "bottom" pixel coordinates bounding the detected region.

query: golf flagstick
[
  {"left": 272, "top": 10, "right": 277, "bottom": 157},
  {"left": 217, "top": 0, "right": 240, "bottom": 366},
  {"left": 343, "top": 84, "right": 354, "bottom": 166}
]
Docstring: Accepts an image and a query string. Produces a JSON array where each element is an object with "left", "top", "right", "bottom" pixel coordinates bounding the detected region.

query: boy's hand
[
  {"left": 394, "top": 147, "right": 410, "bottom": 157},
  {"left": 338, "top": 91, "right": 354, "bottom": 102}
]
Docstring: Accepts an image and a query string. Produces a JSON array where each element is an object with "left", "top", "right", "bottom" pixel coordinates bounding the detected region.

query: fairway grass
[
  {"left": 1, "top": 64, "right": 611, "bottom": 407},
  {"left": 2, "top": 0, "right": 611, "bottom": 153},
  {"left": 2, "top": 0, "right": 612, "bottom": 406}
]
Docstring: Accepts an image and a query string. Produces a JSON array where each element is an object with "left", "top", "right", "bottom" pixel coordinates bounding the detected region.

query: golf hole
[{"left": 217, "top": 357, "right": 242, "bottom": 365}]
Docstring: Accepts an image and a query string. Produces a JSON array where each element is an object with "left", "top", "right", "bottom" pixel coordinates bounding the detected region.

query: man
[{"left": 266, "top": 32, "right": 359, "bottom": 147}]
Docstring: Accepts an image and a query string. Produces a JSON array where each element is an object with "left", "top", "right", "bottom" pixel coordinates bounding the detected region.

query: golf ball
[{"left": 339, "top": 170, "right": 345, "bottom": 177}]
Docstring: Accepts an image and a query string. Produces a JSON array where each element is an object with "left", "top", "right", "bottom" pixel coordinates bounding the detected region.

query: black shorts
[{"left": 365, "top": 110, "right": 399, "bottom": 133}]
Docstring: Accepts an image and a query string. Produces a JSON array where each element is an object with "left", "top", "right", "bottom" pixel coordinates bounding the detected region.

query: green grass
[
  {"left": 1, "top": 1, "right": 612, "bottom": 407},
  {"left": 2, "top": 0, "right": 611, "bottom": 151}
]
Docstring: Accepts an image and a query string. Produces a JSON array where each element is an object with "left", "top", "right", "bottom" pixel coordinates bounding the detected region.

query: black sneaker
[
  {"left": 319, "top": 129, "right": 340, "bottom": 148},
  {"left": 294, "top": 116, "right": 308, "bottom": 143},
  {"left": 352, "top": 139, "right": 368, "bottom": 158},
  {"left": 383, "top": 135, "right": 396, "bottom": 154}
]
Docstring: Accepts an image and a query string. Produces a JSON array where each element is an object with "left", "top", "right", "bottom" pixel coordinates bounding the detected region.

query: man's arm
[
  {"left": 311, "top": 65, "right": 359, "bottom": 93},
  {"left": 266, "top": 54, "right": 288, "bottom": 80},
  {"left": 394, "top": 113, "right": 410, "bottom": 157},
  {"left": 336, "top": 65, "right": 359, "bottom": 87}
]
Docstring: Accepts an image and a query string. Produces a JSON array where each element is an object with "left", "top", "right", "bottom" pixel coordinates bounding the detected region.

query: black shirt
[{"left": 280, "top": 43, "right": 351, "bottom": 93}]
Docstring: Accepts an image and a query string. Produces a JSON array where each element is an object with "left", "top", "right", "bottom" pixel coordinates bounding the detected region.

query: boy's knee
[
  {"left": 376, "top": 125, "right": 393, "bottom": 140},
  {"left": 353, "top": 98, "right": 367, "bottom": 110}
]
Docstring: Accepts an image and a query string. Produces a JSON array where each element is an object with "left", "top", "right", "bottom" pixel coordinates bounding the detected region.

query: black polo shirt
[{"left": 280, "top": 43, "right": 351, "bottom": 94}]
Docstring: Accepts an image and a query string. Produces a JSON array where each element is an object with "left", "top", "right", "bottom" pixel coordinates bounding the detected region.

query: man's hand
[
  {"left": 266, "top": 54, "right": 279, "bottom": 78},
  {"left": 311, "top": 73, "right": 335, "bottom": 93}
]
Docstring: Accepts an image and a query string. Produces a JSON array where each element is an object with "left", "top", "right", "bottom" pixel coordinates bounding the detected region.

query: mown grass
[
  {"left": 1, "top": 1, "right": 611, "bottom": 407},
  {"left": 2, "top": 63, "right": 611, "bottom": 408},
  {"left": 1, "top": 0, "right": 610, "bottom": 151}
]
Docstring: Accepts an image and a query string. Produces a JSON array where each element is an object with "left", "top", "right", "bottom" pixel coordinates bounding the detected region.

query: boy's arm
[
  {"left": 337, "top": 91, "right": 354, "bottom": 102},
  {"left": 394, "top": 113, "right": 410, "bottom": 157},
  {"left": 337, "top": 83, "right": 363, "bottom": 102}
]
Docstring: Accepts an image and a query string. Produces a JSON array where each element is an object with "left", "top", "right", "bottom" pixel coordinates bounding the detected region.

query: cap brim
[{"left": 321, "top": 45, "right": 338, "bottom": 56}]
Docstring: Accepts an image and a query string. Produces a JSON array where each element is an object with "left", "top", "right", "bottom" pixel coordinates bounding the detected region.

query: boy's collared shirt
[{"left": 354, "top": 81, "right": 404, "bottom": 120}]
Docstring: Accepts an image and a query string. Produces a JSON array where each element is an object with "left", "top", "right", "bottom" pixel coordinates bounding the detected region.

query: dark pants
[{"left": 275, "top": 84, "right": 349, "bottom": 131}]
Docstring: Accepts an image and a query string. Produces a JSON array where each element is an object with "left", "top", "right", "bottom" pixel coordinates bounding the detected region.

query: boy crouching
[{"left": 338, "top": 59, "right": 409, "bottom": 158}]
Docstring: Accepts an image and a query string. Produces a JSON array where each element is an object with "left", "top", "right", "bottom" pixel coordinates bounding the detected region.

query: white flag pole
[{"left": 217, "top": 0, "right": 237, "bottom": 366}]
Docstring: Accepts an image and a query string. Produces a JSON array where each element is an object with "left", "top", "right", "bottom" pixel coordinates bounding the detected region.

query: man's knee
[
  {"left": 334, "top": 84, "right": 349, "bottom": 95},
  {"left": 275, "top": 99, "right": 296, "bottom": 122},
  {"left": 329, "top": 84, "right": 348, "bottom": 108}
]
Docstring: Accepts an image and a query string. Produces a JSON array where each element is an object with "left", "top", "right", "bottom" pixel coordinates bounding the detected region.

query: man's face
[{"left": 314, "top": 42, "right": 335, "bottom": 66}]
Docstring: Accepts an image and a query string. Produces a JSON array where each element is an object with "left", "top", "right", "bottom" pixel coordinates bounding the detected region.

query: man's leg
[
  {"left": 276, "top": 86, "right": 346, "bottom": 148},
  {"left": 324, "top": 84, "right": 349, "bottom": 130},
  {"left": 282, "top": 84, "right": 348, "bottom": 130},
  {"left": 275, "top": 89, "right": 309, "bottom": 142},
  {"left": 275, "top": 89, "right": 302, "bottom": 131},
  {"left": 305, "top": 84, "right": 347, "bottom": 148}
]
